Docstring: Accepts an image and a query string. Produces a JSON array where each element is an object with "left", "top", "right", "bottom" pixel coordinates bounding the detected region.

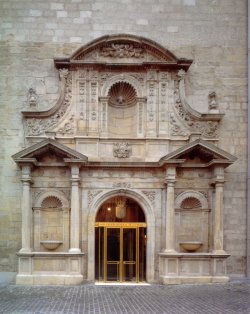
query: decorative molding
[{"left": 113, "top": 142, "right": 131, "bottom": 158}]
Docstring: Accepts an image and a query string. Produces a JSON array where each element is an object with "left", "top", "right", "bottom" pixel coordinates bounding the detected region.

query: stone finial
[
  {"left": 208, "top": 91, "right": 219, "bottom": 113},
  {"left": 28, "top": 88, "right": 38, "bottom": 108}
]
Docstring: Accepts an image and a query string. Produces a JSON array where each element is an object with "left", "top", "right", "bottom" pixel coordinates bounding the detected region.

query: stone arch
[
  {"left": 87, "top": 189, "right": 155, "bottom": 283},
  {"left": 101, "top": 74, "right": 143, "bottom": 98},
  {"left": 34, "top": 189, "right": 70, "bottom": 210},
  {"left": 175, "top": 190, "right": 208, "bottom": 210}
]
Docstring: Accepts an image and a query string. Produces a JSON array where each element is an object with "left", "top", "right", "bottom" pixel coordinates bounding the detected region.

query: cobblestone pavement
[{"left": 0, "top": 282, "right": 249, "bottom": 314}]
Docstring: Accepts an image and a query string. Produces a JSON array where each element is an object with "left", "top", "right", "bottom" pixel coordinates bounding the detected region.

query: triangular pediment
[
  {"left": 54, "top": 34, "right": 192, "bottom": 69},
  {"left": 159, "top": 139, "right": 237, "bottom": 167},
  {"left": 12, "top": 139, "right": 88, "bottom": 165}
]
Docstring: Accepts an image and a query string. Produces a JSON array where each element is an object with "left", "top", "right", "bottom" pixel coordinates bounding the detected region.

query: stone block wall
[{"left": 0, "top": 0, "right": 248, "bottom": 276}]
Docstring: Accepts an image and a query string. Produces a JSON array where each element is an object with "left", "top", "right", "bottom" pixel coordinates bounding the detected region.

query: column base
[
  {"left": 19, "top": 248, "right": 32, "bottom": 253},
  {"left": 212, "top": 249, "right": 227, "bottom": 255},
  {"left": 163, "top": 249, "right": 177, "bottom": 254},
  {"left": 69, "top": 248, "right": 81, "bottom": 253}
]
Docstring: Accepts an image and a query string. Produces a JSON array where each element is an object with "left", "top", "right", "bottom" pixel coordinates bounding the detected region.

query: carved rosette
[{"left": 25, "top": 71, "right": 72, "bottom": 136}]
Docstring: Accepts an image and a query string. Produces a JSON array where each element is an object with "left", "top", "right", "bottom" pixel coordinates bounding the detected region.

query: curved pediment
[{"left": 54, "top": 34, "right": 192, "bottom": 70}]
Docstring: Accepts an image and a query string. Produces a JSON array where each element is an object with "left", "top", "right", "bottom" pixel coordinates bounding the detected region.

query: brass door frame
[{"left": 95, "top": 222, "right": 146, "bottom": 282}]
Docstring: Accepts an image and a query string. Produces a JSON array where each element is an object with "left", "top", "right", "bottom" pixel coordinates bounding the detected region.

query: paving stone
[{"left": 0, "top": 282, "right": 249, "bottom": 314}]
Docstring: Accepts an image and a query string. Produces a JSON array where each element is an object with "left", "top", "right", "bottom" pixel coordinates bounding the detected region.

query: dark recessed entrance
[{"left": 95, "top": 196, "right": 146, "bottom": 283}]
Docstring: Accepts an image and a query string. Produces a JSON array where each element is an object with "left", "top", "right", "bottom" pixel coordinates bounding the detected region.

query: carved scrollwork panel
[
  {"left": 142, "top": 191, "right": 156, "bottom": 206},
  {"left": 25, "top": 72, "right": 72, "bottom": 136},
  {"left": 88, "top": 190, "right": 103, "bottom": 207}
]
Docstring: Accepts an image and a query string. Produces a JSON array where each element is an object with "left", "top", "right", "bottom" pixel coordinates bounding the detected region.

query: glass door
[{"left": 95, "top": 222, "right": 146, "bottom": 283}]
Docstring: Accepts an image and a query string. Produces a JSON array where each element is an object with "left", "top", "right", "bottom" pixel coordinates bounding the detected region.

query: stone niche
[
  {"left": 33, "top": 194, "right": 70, "bottom": 252},
  {"left": 175, "top": 190, "right": 210, "bottom": 253}
]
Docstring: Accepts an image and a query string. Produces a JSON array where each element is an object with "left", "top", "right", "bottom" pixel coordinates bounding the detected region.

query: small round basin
[
  {"left": 40, "top": 240, "right": 62, "bottom": 250},
  {"left": 179, "top": 241, "right": 202, "bottom": 252}
]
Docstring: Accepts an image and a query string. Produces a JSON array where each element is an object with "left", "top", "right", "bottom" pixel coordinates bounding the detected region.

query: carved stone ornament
[
  {"left": 25, "top": 70, "right": 72, "bottom": 136},
  {"left": 173, "top": 70, "right": 221, "bottom": 138},
  {"left": 113, "top": 142, "right": 131, "bottom": 158},
  {"left": 113, "top": 182, "right": 131, "bottom": 188},
  {"left": 170, "top": 113, "right": 188, "bottom": 136},
  {"left": 100, "top": 43, "right": 144, "bottom": 58},
  {"left": 27, "top": 88, "right": 38, "bottom": 108},
  {"left": 142, "top": 191, "right": 156, "bottom": 206},
  {"left": 208, "top": 91, "right": 219, "bottom": 113},
  {"left": 88, "top": 190, "right": 103, "bottom": 207},
  {"left": 57, "top": 115, "right": 75, "bottom": 135}
]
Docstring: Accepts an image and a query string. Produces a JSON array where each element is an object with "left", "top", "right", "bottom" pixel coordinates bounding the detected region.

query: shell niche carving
[
  {"left": 180, "top": 197, "right": 202, "bottom": 209},
  {"left": 108, "top": 82, "right": 137, "bottom": 107}
]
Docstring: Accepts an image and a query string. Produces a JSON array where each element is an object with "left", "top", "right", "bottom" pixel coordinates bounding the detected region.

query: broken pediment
[
  {"left": 159, "top": 139, "right": 237, "bottom": 167},
  {"left": 54, "top": 34, "right": 193, "bottom": 70},
  {"left": 12, "top": 139, "right": 88, "bottom": 166}
]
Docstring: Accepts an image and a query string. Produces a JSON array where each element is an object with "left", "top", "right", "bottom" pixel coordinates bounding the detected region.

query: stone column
[
  {"left": 69, "top": 165, "right": 81, "bottom": 253},
  {"left": 20, "top": 165, "right": 32, "bottom": 253},
  {"left": 164, "top": 166, "right": 177, "bottom": 253},
  {"left": 213, "top": 166, "right": 226, "bottom": 254}
]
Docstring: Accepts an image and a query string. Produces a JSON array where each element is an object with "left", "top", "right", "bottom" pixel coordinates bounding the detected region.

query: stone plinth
[
  {"left": 16, "top": 252, "right": 85, "bottom": 285},
  {"left": 159, "top": 252, "right": 230, "bottom": 285}
]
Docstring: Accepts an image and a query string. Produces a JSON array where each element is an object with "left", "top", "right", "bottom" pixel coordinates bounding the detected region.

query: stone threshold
[{"left": 95, "top": 282, "right": 150, "bottom": 286}]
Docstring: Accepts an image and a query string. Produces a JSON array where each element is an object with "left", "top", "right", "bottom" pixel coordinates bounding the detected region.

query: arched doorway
[{"left": 95, "top": 196, "right": 147, "bottom": 283}]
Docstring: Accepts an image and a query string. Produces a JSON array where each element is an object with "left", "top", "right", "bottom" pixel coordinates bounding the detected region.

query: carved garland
[{"left": 25, "top": 70, "right": 72, "bottom": 136}]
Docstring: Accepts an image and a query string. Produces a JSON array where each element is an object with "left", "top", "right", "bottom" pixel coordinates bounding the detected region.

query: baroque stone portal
[{"left": 12, "top": 34, "right": 236, "bottom": 285}]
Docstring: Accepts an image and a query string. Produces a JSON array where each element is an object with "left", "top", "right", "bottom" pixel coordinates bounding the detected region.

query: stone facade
[{"left": 0, "top": 0, "right": 248, "bottom": 283}]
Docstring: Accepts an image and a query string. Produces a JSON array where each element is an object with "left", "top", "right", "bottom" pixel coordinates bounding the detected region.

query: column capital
[
  {"left": 213, "top": 165, "right": 225, "bottom": 180},
  {"left": 164, "top": 179, "right": 176, "bottom": 187},
  {"left": 71, "top": 178, "right": 80, "bottom": 186}
]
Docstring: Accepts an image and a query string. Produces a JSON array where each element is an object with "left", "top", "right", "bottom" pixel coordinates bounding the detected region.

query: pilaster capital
[
  {"left": 164, "top": 179, "right": 176, "bottom": 188},
  {"left": 21, "top": 178, "right": 32, "bottom": 185},
  {"left": 71, "top": 178, "right": 80, "bottom": 186},
  {"left": 213, "top": 166, "right": 225, "bottom": 181},
  {"left": 214, "top": 179, "right": 225, "bottom": 187}
]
